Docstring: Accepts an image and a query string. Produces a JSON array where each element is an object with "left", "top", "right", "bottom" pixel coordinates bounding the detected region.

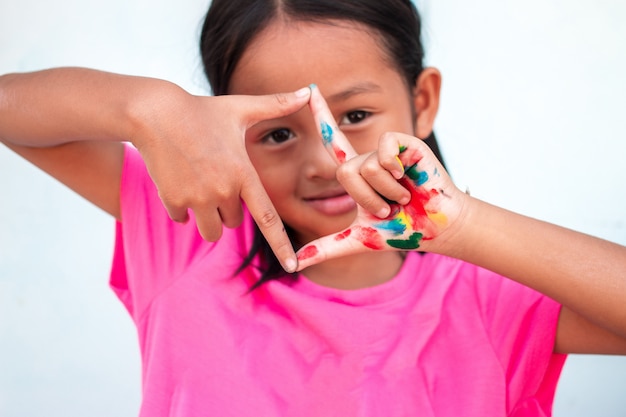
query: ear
[{"left": 412, "top": 67, "right": 441, "bottom": 140}]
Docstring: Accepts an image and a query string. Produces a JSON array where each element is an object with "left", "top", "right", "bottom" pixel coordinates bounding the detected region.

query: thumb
[{"left": 240, "top": 87, "right": 312, "bottom": 127}]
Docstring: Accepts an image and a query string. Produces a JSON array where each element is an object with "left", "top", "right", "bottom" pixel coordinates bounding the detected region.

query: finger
[
  {"left": 295, "top": 225, "right": 383, "bottom": 271},
  {"left": 336, "top": 159, "right": 393, "bottom": 218},
  {"left": 240, "top": 87, "right": 312, "bottom": 127},
  {"left": 377, "top": 132, "right": 425, "bottom": 176},
  {"left": 191, "top": 205, "right": 225, "bottom": 241},
  {"left": 218, "top": 198, "right": 244, "bottom": 229},
  {"left": 165, "top": 206, "right": 190, "bottom": 224},
  {"left": 358, "top": 155, "right": 412, "bottom": 208},
  {"left": 308, "top": 84, "right": 358, "bottom": 165},
  {"left": 377, "top": 133, "right": 409, "bottom": 180},
  {"left": 159, "top": 192, "right": 190, "bottom": 224},
  {"left": 240, "top": 172, "right": 297, "bottom": 273}
]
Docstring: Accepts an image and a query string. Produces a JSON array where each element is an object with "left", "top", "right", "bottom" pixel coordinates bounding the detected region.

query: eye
[
  {"left": 262, "top": 128, "right": 295, "bottom": 145},
  {"left": 340, "top": 110, "right": 370, "bottom": 125}
]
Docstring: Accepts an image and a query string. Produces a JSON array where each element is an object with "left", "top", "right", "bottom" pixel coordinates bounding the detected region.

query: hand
[
  {"left": 131, "top": 82, "right": 311, "bottom": 272},
  {"left": 295, "top": 85, "right": 466, "bottom": 271}
]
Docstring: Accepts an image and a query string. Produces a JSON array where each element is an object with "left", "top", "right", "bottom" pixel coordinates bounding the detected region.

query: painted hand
[{"left": 295, "top": 85, "right": 463, "bottom": 271}]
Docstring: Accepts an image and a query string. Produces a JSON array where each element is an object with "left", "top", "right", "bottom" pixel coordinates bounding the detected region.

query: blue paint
[
  {"left": 417, "top": 171, "right": 429, "bottom": 186},
  {"left": 321, "top": 121, "right": 334, "bottom": 145},
  {"left": 375, "top": 218, "right": 407, "bottom": 235}
]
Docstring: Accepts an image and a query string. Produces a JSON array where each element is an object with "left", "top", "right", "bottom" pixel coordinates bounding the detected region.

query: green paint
[
  {"left": 386, "top": 231, "right": 423, "bottom": 250},
  {"left": 405, "top": 163, "right": 429, "bottom": 185}
]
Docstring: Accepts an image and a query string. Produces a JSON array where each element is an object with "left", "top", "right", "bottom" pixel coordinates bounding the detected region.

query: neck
[{"left": 300, "top": 251, "right": 406, "bottom": 290}]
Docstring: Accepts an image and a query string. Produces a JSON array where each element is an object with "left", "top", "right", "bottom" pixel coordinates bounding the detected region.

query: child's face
[{"left": 230, "top": 20, "right": 420, "bottom": 244}]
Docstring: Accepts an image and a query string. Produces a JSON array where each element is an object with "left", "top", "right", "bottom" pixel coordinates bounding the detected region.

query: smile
[{"left": 304, "top": 192, "right": 357, "bottom": 216}]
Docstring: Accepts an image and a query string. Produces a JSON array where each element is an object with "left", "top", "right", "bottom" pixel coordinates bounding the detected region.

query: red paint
[
  {"left": 354, "top": 226, "right": 384, "bottom": 250},
  {"left": 397, "top": 178, "right": 441, "bottom": 240},
  {"left": 335, "top": 228, "right": 352, "bottom": 241},
  {"left": 334, "top": 146, "right": 347, "bottom": 164},
  {"left": 297, "top": 245, "right": 319, "bottom": 261}
]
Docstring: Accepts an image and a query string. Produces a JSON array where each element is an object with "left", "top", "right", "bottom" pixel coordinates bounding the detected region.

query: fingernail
[
  {"left": 284, "top": 257, "right": 298, "bottom": 273},
  {"left": 295, "top": 87, "right": 311, "bottom": 98},
  {"left": 377, "top": 206, "right": 390, "bottom": 218}
]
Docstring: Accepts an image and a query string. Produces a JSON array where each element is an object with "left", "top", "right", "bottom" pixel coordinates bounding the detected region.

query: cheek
[
  {"left": 256, "top": 161, "right": 298, "bottom": 201},
  {"left": 352, "top": 137, "right": 374, "bottom": 155},
  {"left": 395, "top": 105, "right": 418, "bottom": 136}
]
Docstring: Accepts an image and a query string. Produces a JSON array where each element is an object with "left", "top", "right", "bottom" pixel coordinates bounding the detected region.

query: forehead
[{"left": 229, "top": 19, "right": 403, "bottom": 96}]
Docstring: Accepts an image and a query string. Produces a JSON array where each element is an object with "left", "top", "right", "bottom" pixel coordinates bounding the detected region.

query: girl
[{"left": 1, "top": 1, "right": 625, "bottom": 416}]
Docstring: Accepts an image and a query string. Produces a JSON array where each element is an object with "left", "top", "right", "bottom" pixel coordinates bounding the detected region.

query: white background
[{"left": 1, "top": 0, "right": 625, "bottom": 415}]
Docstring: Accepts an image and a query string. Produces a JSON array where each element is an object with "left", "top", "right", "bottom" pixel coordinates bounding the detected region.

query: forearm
[
  {"left": 0, "top": 67, "right": 178, "bottom": 147},
  {"left": 441, "top": 197, "right": 626, "bottom": 337}
]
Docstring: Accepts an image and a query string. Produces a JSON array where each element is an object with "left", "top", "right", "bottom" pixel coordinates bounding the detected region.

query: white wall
[{"left": 0, "top": 0, "right": 624, "bottom": 416}]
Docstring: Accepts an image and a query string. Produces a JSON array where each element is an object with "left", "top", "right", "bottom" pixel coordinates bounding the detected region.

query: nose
[{"left": 302, "top": 130, "right": 339, "bottom": 181}]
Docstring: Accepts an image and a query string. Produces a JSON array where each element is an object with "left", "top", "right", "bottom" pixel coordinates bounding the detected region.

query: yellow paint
[
  {"left": 395, "top": 210, "right": 411, "bottom": 227},
  {"left": 427, "top": 211, "right": 448, "bottom": 226},
  {"left": 395, "top": 156, "right": 404, "bottom": 173}
]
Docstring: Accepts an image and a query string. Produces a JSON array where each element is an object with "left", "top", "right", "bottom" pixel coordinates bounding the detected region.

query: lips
[{"left": 304, "top": 190, "right": 357, "bottom": 216}]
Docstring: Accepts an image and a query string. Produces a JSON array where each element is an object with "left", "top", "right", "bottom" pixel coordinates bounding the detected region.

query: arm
[
  {"left": 0, "top": 68, "right": 135, "bottom": 217},
  {"left": 443, "top": 197, "right": 626, "bottom": 354},
  {"left": 0, "top": 68, "right": 311, "bottom": 271},
  {"left": 296, "top": 86, "right": 626, "bottom": 354}
]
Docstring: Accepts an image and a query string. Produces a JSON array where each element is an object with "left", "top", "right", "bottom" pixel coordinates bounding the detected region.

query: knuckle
[
  {"left": 158, "top": 189, "right": 186, "bottom": 210},
  {"left": 360, "top": 158, "right": 381, "bottom": 178},
  {"left": 360, "top": 194, "right": 382, "bottom": 211},
  {"left": 256, "top": 208, "right": 281, "bottom": 229},
  {"left": 335, "top": 163, "right": 354, "bottom": 183},
  {"left": 212, "top": 185, "right": 235, "bottom": 203},
  {"left": 273, "top": 92, "right": 289, "bottom": 107},
  {"left": 379, "top": 131, "right": 397, "bottom": 144}
]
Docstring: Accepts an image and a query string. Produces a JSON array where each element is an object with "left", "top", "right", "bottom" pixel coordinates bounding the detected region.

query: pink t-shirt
[{"left": 110, "top": 146, "right": 566, "bottom": 416}]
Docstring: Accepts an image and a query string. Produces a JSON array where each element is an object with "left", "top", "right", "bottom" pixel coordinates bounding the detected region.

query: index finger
[
  {"left": 240, "top": 172, "right": 297, "bottom": 273},
  {"left": 308, "top": 84, "right": 358, "bottom": 165}
]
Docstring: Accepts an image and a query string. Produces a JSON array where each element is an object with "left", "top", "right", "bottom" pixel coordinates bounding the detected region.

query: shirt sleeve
[
  {"left": 109, "top": 145, "right": 209, "bottom": 321},
  {"left": 473, "top": 266, "right": 567, "bottom": 414}
]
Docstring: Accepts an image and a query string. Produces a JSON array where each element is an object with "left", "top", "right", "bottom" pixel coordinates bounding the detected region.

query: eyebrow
[{"left": 326, "top": 81, "right": 383, "bottom": 102}]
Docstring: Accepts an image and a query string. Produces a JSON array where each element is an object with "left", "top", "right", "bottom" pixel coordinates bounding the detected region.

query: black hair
[{"left": 199, "top": 0, "right": 445, "bottom": 289}]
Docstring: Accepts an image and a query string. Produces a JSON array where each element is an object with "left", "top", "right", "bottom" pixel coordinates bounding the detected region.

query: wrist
[
  {"left": 123, "top": 77, "right": 187, "bottom": 150},
  {"left": 418, "top": 189, "right": 476, "bottom": 259}
]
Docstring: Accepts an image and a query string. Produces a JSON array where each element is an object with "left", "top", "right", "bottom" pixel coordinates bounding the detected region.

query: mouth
[{"left": 304, "top": 189, "right": 357, "bottom": 216}]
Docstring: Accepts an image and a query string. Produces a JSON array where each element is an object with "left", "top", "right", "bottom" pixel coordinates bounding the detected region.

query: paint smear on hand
[
  {"left": 334, "top": 228, "right": 353, "bottom": 241},
  {"left": 353, "top": 226, "right": 385, "bottom": 250},
  {"left": 320, "top": 121, "right": 347, "bottom": 164},
  {"left": 321, "top": 121, "right": 334, "bottom": 145},
  {"left": 297, "top": 245, "right": 319, "bottom": 262},
  {"left": 386, "top": 231, "right": 423, "bottom": 250}
]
